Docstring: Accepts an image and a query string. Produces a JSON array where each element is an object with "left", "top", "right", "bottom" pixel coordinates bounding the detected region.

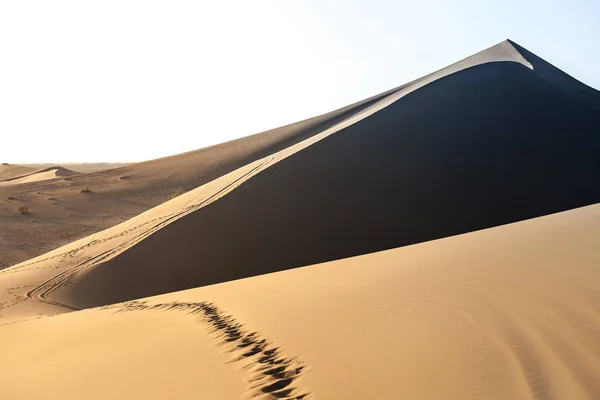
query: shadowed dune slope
[
  {"left": 53, "top": 40, "right": 600, "bottom": 308},
  {"left": 507, "top": 39, "right": 600, "bottom": 103}
]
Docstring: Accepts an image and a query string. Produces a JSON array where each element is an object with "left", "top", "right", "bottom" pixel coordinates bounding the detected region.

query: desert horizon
[{"left": 1, "top": 7, "right": 600, "bottom": 397}]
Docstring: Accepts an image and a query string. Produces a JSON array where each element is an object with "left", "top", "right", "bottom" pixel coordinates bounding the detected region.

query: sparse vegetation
[
  {"left": 7, "top": 196, "right": 16, "bottom": 200},
  {"left": 17, "top": 205, "right": 28, "bottom": 214},
  {"left": 80, "top": 185, "right": 91, "bottom": 193},
  {"left": 172, "top": 187, "right": 187, "bottom": 199}
]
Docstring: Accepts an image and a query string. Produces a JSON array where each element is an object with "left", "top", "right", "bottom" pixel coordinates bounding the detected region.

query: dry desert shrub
[
  {"left": 17, "top": 205, "right": 28, "bottom": 214},
  {"left": 172, "top": 187, "right": 186, "bottom": 198},
  {"left": 80, "top": 185, "right": 91, "bottom": 193}
]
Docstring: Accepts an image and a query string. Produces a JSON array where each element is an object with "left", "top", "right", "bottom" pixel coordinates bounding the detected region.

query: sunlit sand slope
[{"left": 2, "top": 204, "right": 600, "bottom": 399}]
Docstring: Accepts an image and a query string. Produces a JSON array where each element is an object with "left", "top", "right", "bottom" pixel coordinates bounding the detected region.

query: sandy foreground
[{"left": 1, "top": 203, "right": 600, "bottom": 399}]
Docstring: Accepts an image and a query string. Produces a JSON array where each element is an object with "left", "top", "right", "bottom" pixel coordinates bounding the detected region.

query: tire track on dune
[
  {"left": 23, "top": 157, "right": 275, "bottom": 311},
  {"left": 101, "top": 300, "right": 313, "bottom": 400}
]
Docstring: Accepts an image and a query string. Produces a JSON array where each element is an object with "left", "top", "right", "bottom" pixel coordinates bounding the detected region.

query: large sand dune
[
  {"left": 1, "top": 39, "right": 599, "bottom": 307},
  {"left": 1, "top": 41, "right": 597, "bottom": 271},
  {"left": 2, "top": 203, "right": 600, "bottom": 399},
  {"left": 35, "top": 39, "right": 600, "bottom": 307},
  {"left": 1, "top": 39, "right": 600, "bottom": 399}
]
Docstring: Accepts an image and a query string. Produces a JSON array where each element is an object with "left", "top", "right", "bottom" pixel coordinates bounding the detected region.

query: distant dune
[
  {"left": 21, "top": 163, "right": 131, "bottom": 174},
  {"left": 0, "top": 166, "right": 76, "bottom": 186},
  {"left": 0, "top": 163, "right": 37, "bottom": 181},
  {"left": 1, "top": 39, "right": 600, "bottom": 400}
]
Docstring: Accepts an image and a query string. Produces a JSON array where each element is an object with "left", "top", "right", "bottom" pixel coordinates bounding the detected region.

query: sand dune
[
  {"left": 2, "top": 203, "right": 600, "bottom": 399},
  {"left": 1, "top": 38, "right": 600, "bottom": 400},
  {"left": 1, "top": 39, "right": 599, "bottom": 306},
  {"left": 34, "top": 39, "right": 600, "bottom": 307}
]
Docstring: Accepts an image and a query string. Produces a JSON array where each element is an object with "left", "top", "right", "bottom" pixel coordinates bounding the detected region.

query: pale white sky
[{"left": 1, "top": 1, "right": 599, "bottom": 163}]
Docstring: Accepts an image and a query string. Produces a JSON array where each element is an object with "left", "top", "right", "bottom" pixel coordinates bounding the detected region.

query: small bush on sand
[
  {"left": 17, "top": 205, "right": 28, "bottom": 214},
  {"left": 172, "top": 187, "right": 186, "bottom": 199},
  {"left": 80, "top": 186, "right": 91, "bottom": 193}
]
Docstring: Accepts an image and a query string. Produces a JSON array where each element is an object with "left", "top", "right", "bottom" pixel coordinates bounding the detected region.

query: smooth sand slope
[
  {"left": 21, "top": 163, "right": 131, "bottom": 174},
  {"left": 37, "top": 39, "right": 600, "bottom": 307},
  {"left": 1, "top": 39, "right": 599, "bottom": 305},
  {"left": 0, "top": 39, "right": 566, "bottom": 314},
  {"left": 2, "top": 204, "right": 600, "bottom": 399}
]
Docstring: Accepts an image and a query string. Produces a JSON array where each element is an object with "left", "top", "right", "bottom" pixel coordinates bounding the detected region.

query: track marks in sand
[
  {"left": 0, "top": 285, "right": 35, "bottom": 318},
  {"left": 0, "top": 157, "right": 276, "bottom": 316},
  {"left": 101, "top": 300, "right": 313, "bottom": 400}
]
